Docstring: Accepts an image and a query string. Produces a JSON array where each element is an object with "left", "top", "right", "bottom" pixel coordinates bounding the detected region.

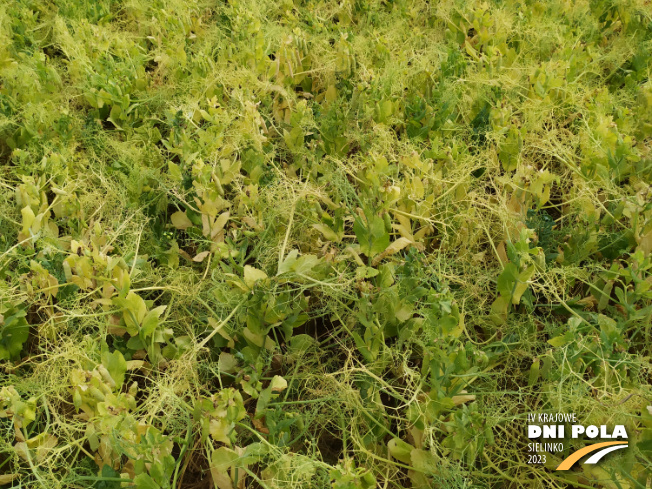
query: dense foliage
[{"left": 1, "top": 0, "right": 652, "bottom": 487}]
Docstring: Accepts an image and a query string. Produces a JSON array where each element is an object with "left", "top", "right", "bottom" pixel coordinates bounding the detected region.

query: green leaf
[
  {"left": 288, "top": 334, "right": 318, "bottom": 354},
  {"left": 0, "top": 306, "right": 30, "bottom": 361},
  {"left": 101, "top": 350, "right": 127, "bottom": 388},
  {"left": 141, "top": 306, "right": 167, "bottom": 338},
  {"left": 283, "top": 126, "right": 304, "bottom": 152},
  {"left": 356, "top": 266, "right": 379, "bottom": 279},
  {"left": 496, "top": 263, "right": 534, "bottom": 305},
  {"left": 114, "top": 292, "right": 147, "bottom": 335},
  {"left": 241, "top": 442, "right": 268, "bottom": 465},
  {"left": 499, "top": 125, "right": 522, "bottom": 172},
  {"left": 133, "top": 473, "right": 160, "bottom": 489},
  {"left": 496, "top": 263, "right": 518, "bottom": 298},
  {"left": 527, "top": 358, "right": 540, "bottom": 386},
  {"left": 489, "top": 295, "right": 510, "bottom": 325},
  {"left": 354, "top": 214, "right": 390, "bottom": 258},
  {"left": 96, "top": 465, "right": 122, "bottom": 489},
  {"left": 278, "top": 250, "right": 324, "bottom": 277},
  {"left": 168, "top": 162, "right": 183, "bottom": 182},
  {"left": 212, "top": 446, "right": 239, "bottom": 472},
  {"left": 410, "top": 448, "right": 439, "bottom": 472},
  {"left": 255, "top": 387, "right": 273, "bottom": 414},
  {"left": 512, "top": 265, "right": 535, "bottom": 305},
  {"left": 292, "top": 254, "right": 322, "bottom": 275},
  {"left": 242, "top": 326, "right": 266, "bottom": 348},
  {"left": 547, "top": 332, "right": 573, "bottom": 348},
  {"left": 127, "top": 336, "right": 145, "bottom": 350}
]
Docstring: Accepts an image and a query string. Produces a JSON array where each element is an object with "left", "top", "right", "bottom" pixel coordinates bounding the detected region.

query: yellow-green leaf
[
  {"left": 171, "top": 211, "right": 193, "bottom": 230},
  {"left": 388, "top": 438, "right": 414, "bottom": 464},
  {"left": 211, "top": 211, "right": 230, "bottom": 238},
  {"left": 269, "top": 375, "right": 287, "bottom": 392},
  {"left": 193, "top": 251, "right": 211, "bottom": 262},
  {"left": 243, "top": 265, "right": 268, "bottom": 289},
  {"left": 21, "top": 206, "right": 35, "bottom": 234},
  {"left": 325, "top": 85, "right": 337, "bottom": 102},
  {"left": 312, "top": 223, "right": 341, "bottom": 242},
  {"left": 0, "top": 474, "right": 19, "bottom": 485}
]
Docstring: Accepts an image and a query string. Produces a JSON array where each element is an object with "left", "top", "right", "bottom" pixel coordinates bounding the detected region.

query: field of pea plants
[{"left": 1, "top": 0, "right": 652, "bottom": 487}]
